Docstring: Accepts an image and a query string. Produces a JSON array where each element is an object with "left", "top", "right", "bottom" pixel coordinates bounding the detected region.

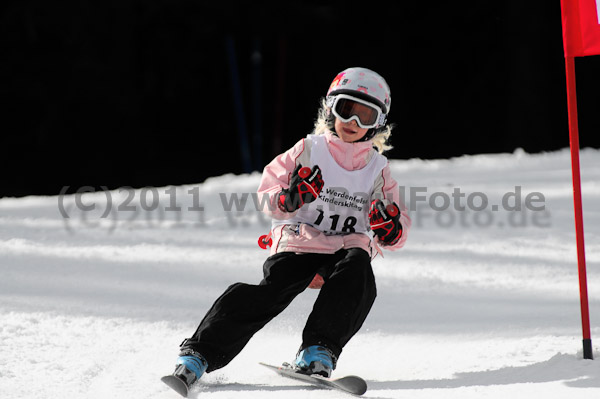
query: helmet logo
[{"left": 329, "top": 73, "right": 346, "bottom": 92}]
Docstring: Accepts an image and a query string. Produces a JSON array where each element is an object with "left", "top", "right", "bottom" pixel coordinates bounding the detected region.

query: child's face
[{"left": 334, "top": 118, "right": 369, "bottom": 143}]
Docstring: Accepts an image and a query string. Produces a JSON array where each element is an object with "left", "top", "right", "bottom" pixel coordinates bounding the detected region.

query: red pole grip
[
  {"left": 386, "top": 204, "right": 399, "bottom": 217},
  {"left": 298, "top": 166, "right": 311, "bottom": 179}
]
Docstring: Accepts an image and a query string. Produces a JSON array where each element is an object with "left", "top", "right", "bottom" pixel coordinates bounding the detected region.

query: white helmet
[{"left": 326, "top": 67, "right": 391, "bottom": 115}]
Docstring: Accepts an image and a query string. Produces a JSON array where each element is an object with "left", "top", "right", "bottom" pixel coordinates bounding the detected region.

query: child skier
[{"left": 165, "top": 67, "right": 411, "bottom": 392}]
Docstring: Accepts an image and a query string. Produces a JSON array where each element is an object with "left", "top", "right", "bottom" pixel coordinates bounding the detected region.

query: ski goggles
[{"left": 327, "top": 94, "right": 386, "bottom": 129}]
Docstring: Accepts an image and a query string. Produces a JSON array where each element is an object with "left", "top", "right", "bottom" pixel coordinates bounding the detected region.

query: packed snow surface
[{"left": 1, "top": 148, "right": 599, "bottom": 398}]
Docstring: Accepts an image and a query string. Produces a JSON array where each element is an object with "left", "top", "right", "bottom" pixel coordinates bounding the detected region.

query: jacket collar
[{"left": 323, "top": 130, "right": 374, "bottom": 170}]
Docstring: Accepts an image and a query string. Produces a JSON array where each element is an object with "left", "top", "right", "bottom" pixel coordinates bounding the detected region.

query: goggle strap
[{"left": 326, "top": 96, "right": 335, "bottom": 108}]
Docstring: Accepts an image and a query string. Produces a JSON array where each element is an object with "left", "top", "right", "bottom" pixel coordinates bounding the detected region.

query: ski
[
  {"left": 259, "top": 362, "right": 368, "bottom": 396},
  {"left": 161, "top": 374, "right": 189, "bottom": 397}
]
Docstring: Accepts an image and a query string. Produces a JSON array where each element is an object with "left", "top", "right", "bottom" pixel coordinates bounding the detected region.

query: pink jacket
[{"left": 257, "top": 130, "right": 411, "bottom": 258}]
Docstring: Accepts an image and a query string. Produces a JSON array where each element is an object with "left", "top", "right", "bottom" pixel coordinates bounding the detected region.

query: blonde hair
[{"left": 313, "top": 98, "right": 393, "bottom": 154}]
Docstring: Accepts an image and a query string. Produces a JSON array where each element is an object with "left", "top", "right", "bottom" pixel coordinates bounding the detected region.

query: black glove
[
  {"left": 278, "top": 164, "right": 324, "bottom": 212},
  {"left": 369, "top": 200, "right": 402, "bottom": 245}
]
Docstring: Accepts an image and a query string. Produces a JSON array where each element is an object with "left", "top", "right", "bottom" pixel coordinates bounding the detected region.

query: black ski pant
[{"left": 181, "top": 248, "right": 377, "bottom": 372}]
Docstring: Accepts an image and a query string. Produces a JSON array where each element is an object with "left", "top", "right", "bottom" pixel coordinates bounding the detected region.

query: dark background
[{"left": 2, "top": 1, "right": 599, "bottom": 197}]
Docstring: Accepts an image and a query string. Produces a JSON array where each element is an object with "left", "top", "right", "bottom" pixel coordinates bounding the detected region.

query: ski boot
[
  {"left": 175, "top": 349, "right": 208, "bottom": 386},
  {"left": 162, "top": 349, "right": 208, "bottom": 397},
  {"left": 294, "top": 345, "right": 336, "bottom": 378}
]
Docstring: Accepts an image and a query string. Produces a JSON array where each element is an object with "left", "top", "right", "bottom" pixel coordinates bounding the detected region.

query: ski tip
[
  {"left": 161, "top": 375, "right": 189, "bottom": 397},
  {"left": 260, "top": 361, "right": 368, "bottom": 395},
  {"left": 355, "top": 379, "right": 368, "bottom": 395},
  {"left": 339, "top": 375, "right": 368, "bottom": 395}
]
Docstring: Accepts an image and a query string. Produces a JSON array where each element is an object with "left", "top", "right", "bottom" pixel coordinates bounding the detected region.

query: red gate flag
[
  {"left": 561, "top": 0, "right": 600, "bottom": 56},
  {"left": 560, "top": 0, "right": 596, "bottom": 360}
]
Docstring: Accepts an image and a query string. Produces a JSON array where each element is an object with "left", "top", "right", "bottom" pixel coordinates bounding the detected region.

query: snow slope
[{"left": 1, "top": 148, "right": 599, "bottom": 398}]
